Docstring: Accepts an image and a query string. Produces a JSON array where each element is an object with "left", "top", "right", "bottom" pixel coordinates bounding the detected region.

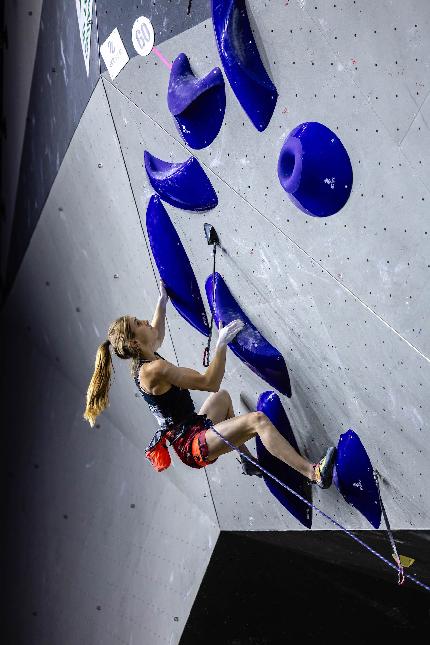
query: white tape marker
[
  {"left": 100, "top": 28, "right": 129, "bottom": 80},
  {"left": 132, "top": 16, "right": 154, "bottom": 57}
]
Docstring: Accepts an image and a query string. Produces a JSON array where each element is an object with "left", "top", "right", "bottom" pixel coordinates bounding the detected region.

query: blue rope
[{"left": 208, "top": 425, "right": 430, "bottom": 593}]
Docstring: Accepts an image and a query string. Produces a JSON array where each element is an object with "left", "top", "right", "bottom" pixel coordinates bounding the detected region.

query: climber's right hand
[{"left": 215, "top": 319, "right": 245, "bottom": 350}]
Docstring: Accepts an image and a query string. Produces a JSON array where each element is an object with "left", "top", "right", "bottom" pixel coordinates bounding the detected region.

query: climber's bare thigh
[
  {"left": 198, "top": 389, "right": 232, "bottom": 425},
  {"left": 204, "top": 413, "right": 259, "bottom": 462},
  {"left": 197, "top": 390, "right": 257, "bottom": 462}
]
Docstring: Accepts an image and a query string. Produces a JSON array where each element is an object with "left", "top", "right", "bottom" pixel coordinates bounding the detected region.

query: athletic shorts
[{"left": 166, "top": 413, "right": 219, "bottom": 469}]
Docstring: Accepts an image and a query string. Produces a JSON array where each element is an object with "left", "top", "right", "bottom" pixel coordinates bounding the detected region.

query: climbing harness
[
  {"left": 208, "top": 424, "right": 430, "bottom": 593},
  {"left": 145, "top": 412, "right": 204, "bottom": 472},
  {"left": 203, "top": 223, "right": 220, "bottom": 368}
]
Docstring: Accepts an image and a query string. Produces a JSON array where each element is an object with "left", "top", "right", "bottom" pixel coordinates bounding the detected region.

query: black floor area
[{"left": 180, "top": 530, "right": 430, "bottom": 643}]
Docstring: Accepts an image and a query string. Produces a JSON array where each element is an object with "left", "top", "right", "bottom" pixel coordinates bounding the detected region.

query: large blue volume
[
  {"left": 256, "top": 391, "right": 312, "bottom": 528},
  {"left": 146, "top": 195, "right": 210, "bottom": 336},
  {"left": 144, "top": 151, "right": 218, "bottom": 211},
  {"left": 168, "top": 53, "right": 226, "bottom": 150},
  {"left": 211, "top": 0, "right": 278, "bottom": 131},
  {"left": 333, "top": 429, "right": 381, "bottom": 528},
  {"left": 205, "top": 272, "right": 291, "bottom": 396},
  {"left": 278, "top": 122, "right": 353, "bottom": 217}
]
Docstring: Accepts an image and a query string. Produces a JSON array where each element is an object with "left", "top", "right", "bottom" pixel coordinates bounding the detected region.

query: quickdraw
[{"left": 203, "top": 224, "right": 220, "bottom": 368}]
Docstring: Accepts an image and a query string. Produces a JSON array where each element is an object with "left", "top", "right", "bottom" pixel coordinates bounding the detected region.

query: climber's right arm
[
  {"left": 154, "top": 345, "right": 227, "bottom": 393},
  {"left": 154, "top": 319, "right": 244, "bottom": 392}
]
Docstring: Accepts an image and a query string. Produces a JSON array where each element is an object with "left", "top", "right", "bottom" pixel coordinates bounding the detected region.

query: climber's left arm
[{"left": 151, "top": 281, "right": 169, "bottom": 348}]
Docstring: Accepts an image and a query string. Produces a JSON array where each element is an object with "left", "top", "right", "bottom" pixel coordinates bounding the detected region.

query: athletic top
[{"left": 134, "top": 352, "right": 196, "bottom": 432}]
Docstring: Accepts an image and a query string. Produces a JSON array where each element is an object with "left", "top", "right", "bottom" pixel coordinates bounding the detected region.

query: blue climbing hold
[
  {"left": 167, "top": 52, "right": 226, "bottom": 149},
  {"left": 333, "top": 429, "right": 382, "bottom": 528},
  {"left": 144, "top": 150, "right": 218, "bottom": 211},
  {"left": 256, "top": 391, "right": 312, "bottom": 528},
  {"left": 205, "top": 272, "right": 291, "bottom": 396},
  {"left": 278, "top": 122, "right": 353, "bottom": 217},
  {"left": 146, "top": 195, "right": 210, "bottom": 336},
  {"left": 211, "top": 0, "right": 278, "bottom": 131}
]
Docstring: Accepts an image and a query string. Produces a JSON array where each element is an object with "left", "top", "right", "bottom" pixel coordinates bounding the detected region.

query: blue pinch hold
[
  {"left": 205, "top": 272, "right": 291, "bottom": 396},
  {"left": 146, "top": 195, "right": 210, "bottom": 336},
  {"left": 211, "top": 0, "right": 278, "bottom": 132},
  {"left": 256, "top": 391, "right": 312, "bottom": 528},
  {"left": 144, "top": 150, "right": 218, "bottom": 211},
  {"left": 278, "top": 122, "right": 353, "bottom": 217},
  {"left": 333, "top": 429, "right": 382, "bottom": 529},
  {"left": 167, "top": 52, "right": 226, "bottom": 150}
]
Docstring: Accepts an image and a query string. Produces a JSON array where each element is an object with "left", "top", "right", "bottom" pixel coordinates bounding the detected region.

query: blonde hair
[{"left": 83, "top": 315, "right": 144, "bottom": 427}]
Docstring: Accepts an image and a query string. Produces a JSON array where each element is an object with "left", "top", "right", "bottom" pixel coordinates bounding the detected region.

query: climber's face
[{"left": 129, "top": 316, "right": 158, "bottom": 351}]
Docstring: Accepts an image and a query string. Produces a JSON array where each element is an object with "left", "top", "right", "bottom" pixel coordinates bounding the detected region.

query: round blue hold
[{"left": 277, "top": 122, "right": 353, "bottom": 217}]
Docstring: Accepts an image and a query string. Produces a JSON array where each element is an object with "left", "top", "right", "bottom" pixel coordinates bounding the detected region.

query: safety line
[
  {"left": 91, "top": 2, "right": 220, "bottom": 531},
  {"left": 208, "top": 424, "right": 430, "bottom": 593}
]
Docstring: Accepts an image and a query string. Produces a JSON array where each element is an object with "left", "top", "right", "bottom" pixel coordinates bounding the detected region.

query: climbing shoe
[
  {"left": 237, "top": 454, "right": 263, "bottom": 477},
  {"left": 312, "top": 446, "right": 337, "bottom": 489}
]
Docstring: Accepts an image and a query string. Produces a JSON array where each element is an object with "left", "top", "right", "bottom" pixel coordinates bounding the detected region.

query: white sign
[
  {"left": 100, "top": 28, "right": 130, "bottom": 80},
  {"left": 75, "top": 0, "right": 93, "bottom": 76},
  {"left": 132, "top": 16, "right": 154, "bottom": 56}
]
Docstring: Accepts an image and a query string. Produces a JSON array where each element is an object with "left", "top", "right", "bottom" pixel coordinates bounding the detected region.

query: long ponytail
[{"left": 83, "top": 339, "right": 113, "bottom": 427}]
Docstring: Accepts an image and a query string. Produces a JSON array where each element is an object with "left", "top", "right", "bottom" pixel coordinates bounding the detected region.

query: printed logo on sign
[
  {"left": 100, "top": 28, "right": 129, "bottom": 80},
  {"left": 132, "top": 17, "right": 155, "bottom": 57}
]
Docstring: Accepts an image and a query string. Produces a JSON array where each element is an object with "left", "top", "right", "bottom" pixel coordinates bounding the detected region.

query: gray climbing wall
[
  {"left": 1, "top": 0, "right": 43, "bottom": 284},
  {"left": 2, "top": 1, "right": 430, "bottom": 643}
]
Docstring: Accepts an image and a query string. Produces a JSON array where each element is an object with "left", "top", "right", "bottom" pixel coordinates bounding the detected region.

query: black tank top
[{"left": 134, "top": 352, "right": 195, "bottom": 431}]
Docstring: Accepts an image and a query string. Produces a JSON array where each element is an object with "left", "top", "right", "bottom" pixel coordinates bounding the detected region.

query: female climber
[{"left": 83, "top": 280, "right": 336, "bottom": 487}]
